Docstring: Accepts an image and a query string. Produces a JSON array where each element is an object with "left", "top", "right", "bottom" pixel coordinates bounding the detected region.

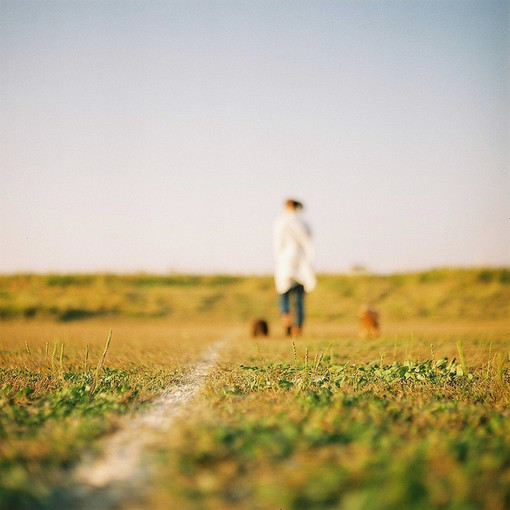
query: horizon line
[{"left": 1, "top": 264, "right": 509, "bottom": 278}]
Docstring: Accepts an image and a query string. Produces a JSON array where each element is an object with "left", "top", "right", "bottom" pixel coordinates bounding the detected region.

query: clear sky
[{"left": 1, "top": 0, "right": 509, "bottom": 274}]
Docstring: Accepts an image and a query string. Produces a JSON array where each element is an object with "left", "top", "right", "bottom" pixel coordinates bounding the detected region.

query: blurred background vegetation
[{"left": 0, "top": 267, "right": 508, "bottom": 324}]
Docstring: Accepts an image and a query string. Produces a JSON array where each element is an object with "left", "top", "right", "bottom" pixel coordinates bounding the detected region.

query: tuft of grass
[
  {"left": 456, "top": 340, "right": 469, "bottom": 376},
  {"left": 84, "top": 345, "right": 89, "bottom": 373},
  {"left": 59, "top": 343, "right": 65, "bottom": 376},
  {"left": 496, "top": 352, "right": 505, "bottom": 382},
  {"left": 51, "top": 342, "right": 58, "bottom": 372},
  {"left": 89, "top": 329, "right": 112, "bottom": 394}
]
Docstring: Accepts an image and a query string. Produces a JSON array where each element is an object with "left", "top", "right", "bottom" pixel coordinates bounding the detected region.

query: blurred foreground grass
[
  {"left": 0, "top": 322, "right": 228, "bottom": 509},
  {"left": 150, "top": 333, "right": 509, "bottom": 510}
]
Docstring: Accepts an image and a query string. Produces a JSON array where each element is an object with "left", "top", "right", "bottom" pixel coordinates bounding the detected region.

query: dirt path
[{"left": 54, "top": 330, "right": 236, "bottom": 509}]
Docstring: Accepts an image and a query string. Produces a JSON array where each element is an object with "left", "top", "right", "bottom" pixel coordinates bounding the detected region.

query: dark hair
[{"left": 285, "top": 199, "right": 303, "bottom": 210}]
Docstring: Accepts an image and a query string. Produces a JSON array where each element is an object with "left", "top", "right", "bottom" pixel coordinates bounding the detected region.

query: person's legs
[
  {"left": 294, "top": 284, "right": 305, "bottom": 327},
  {"left": 291, "top": 284, "right": 305, "bottom": 335},
  {"left": 279, "top": 290, "right": 292, "bottom": 336}
]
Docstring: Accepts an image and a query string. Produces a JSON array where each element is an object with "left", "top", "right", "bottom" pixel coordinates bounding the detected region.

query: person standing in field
[{"left": 273, "top": 199, "right": 316, "bottom": 336}]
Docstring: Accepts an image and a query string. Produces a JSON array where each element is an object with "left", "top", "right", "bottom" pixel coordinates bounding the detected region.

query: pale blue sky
[{"left": 1, "top": 1, "right": 509, "bottom": 274}]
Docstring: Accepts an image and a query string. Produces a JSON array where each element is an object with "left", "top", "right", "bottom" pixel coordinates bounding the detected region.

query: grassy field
[
  {"left": 1, "top": 268, "right": 509, "bottom": 323},
  {"left": 0, "top": 268, "right": 509, "bottom": 509}
]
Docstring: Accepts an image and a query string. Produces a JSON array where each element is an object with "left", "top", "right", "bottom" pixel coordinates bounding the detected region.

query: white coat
[{"left": 273, "top": 211, "right": 316, "bottom": 294}]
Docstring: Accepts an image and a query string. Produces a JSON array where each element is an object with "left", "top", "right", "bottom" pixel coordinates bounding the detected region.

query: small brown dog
[
  {"left": 358, "top": 306, "right": 380, "bottom": 339},
  {"left": 252, "top": 319, "right": 269, "bottom": 337}
]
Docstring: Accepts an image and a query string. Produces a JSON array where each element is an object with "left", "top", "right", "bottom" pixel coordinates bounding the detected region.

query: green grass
[
  {"left": 0, "top": 321, "right": 226, "bottom": 509},
  {"left": 147, "top": 338, "right": 510, "bottom": 510},
  {"left": 0, "top": 368, "right": 178, "bottom": 508},
  {"left": 0, "top": 269, "right": 509, "bottom": 509},
  {"left": 0, "top": 346, "right": 183, "bottom": 509}
]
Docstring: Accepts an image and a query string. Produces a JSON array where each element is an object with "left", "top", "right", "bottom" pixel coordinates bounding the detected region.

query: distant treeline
[{"left": 0, "top": 268, "right": 508, "bottom": 322}]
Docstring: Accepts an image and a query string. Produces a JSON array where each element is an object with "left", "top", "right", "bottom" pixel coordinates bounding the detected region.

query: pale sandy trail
[{"left": 54, "top": 329, "right": 237, "bottom": 509}]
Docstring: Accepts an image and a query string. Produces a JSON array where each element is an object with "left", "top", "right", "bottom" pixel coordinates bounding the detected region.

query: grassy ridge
[{"left": 0, "top": 267, "right": 509, "bottom": 322}]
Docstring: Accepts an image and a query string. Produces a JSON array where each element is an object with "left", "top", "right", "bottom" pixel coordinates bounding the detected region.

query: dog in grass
[
  {"left": 358, "top": 306, "right": 380, "bottom": 339},
  {"left": 251, "top": 319, "right": 269, "bottom": 337}
]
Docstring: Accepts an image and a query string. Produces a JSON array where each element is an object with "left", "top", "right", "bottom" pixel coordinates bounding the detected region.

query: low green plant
[{"left": 147, "top": 336, "right": 510, "bottom": 510}]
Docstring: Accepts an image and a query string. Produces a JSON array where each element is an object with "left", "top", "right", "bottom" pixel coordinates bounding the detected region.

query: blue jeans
[{"left": 279, "top": 283, "right": 305, "bottom": 327}]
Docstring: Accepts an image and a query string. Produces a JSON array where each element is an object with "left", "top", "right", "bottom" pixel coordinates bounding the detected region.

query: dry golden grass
[
  {"left": 0, "top": 319, "right": 233, "bottom": 373},
  {"left": 227, "top": 319, "right": 510, "bottom": 368}
]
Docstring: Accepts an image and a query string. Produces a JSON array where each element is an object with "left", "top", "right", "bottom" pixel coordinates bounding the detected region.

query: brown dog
[
  {"left": 358, "top": 306, "right": 380, "bottom": 339},
  {"left": 252, "top": 319, "right": 269, "bottom": 337}
]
